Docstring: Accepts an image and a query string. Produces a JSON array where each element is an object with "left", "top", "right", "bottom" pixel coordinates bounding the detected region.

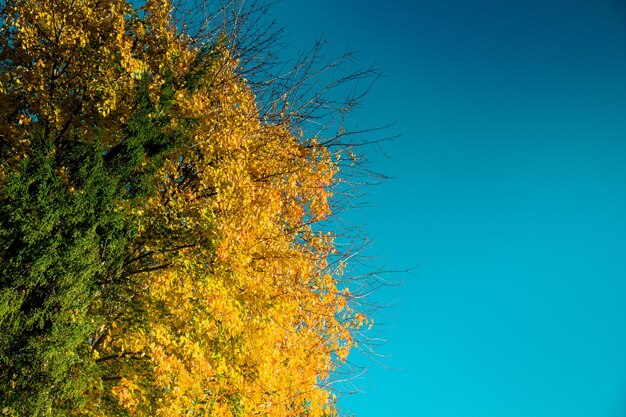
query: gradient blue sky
[{"left": 270, "top": 1, "right": 626, "bottom": 416}]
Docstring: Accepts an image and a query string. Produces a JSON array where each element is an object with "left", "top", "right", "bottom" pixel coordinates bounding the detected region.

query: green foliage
[
  {"left": 0, "top": 84, "right": 181, "bottom": 415},
  {"left": 0, "top": 132, "right": 124, "bottom": 415},
  {"left": 103, "top": 79, "right": 181, "bottom": 199}
]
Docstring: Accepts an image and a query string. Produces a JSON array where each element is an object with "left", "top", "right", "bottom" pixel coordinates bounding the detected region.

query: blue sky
[{"left": 270, "top": 1, "right": 626, "bottom": 416}]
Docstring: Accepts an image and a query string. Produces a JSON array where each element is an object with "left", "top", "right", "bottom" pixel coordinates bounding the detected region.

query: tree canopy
[{"left": 0, "top": 1, "right": 374, "bottom": 416}]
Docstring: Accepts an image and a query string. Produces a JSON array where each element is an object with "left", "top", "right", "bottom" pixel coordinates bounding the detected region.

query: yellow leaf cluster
[
  {"left": 98, "top": 57, "right": 360, "bottom": 415},
  {"left": 0, "top": 0, "right": 194, "bottom": 158}
]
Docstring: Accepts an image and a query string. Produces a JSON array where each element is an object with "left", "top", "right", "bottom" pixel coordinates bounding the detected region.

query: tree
[{"left": 0, "top": 1, "right": 377, "bottom": 416}]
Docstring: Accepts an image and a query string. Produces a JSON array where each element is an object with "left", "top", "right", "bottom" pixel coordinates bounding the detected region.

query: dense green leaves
[
  {"left": 0, "top": 81, "right": 183, "bottom": 414},
  {"left": 0, "top": 133, "right": 125, "bottom": 414}
]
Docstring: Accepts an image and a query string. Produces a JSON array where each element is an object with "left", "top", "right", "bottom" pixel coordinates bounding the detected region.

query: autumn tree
[{"left": 0, "top": 1, "right": 377, "bottom": 416}]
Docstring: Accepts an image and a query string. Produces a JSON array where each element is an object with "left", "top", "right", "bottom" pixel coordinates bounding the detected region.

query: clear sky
[{"left": 270, "top": 1, "right": 626, "bottom": 416}]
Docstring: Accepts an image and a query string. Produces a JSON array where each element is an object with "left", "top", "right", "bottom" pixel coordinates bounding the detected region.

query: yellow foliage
[
  {"left": 101, "top": 60, "right": 357, "bottom": 415},
  {"left": 1, "top": 0, "right": 366, "bottom": 415}
]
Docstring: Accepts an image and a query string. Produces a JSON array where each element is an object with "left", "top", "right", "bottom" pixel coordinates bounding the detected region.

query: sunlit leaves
[{"left": 0, "top": 0, "right": 366, "bottom": 416}]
